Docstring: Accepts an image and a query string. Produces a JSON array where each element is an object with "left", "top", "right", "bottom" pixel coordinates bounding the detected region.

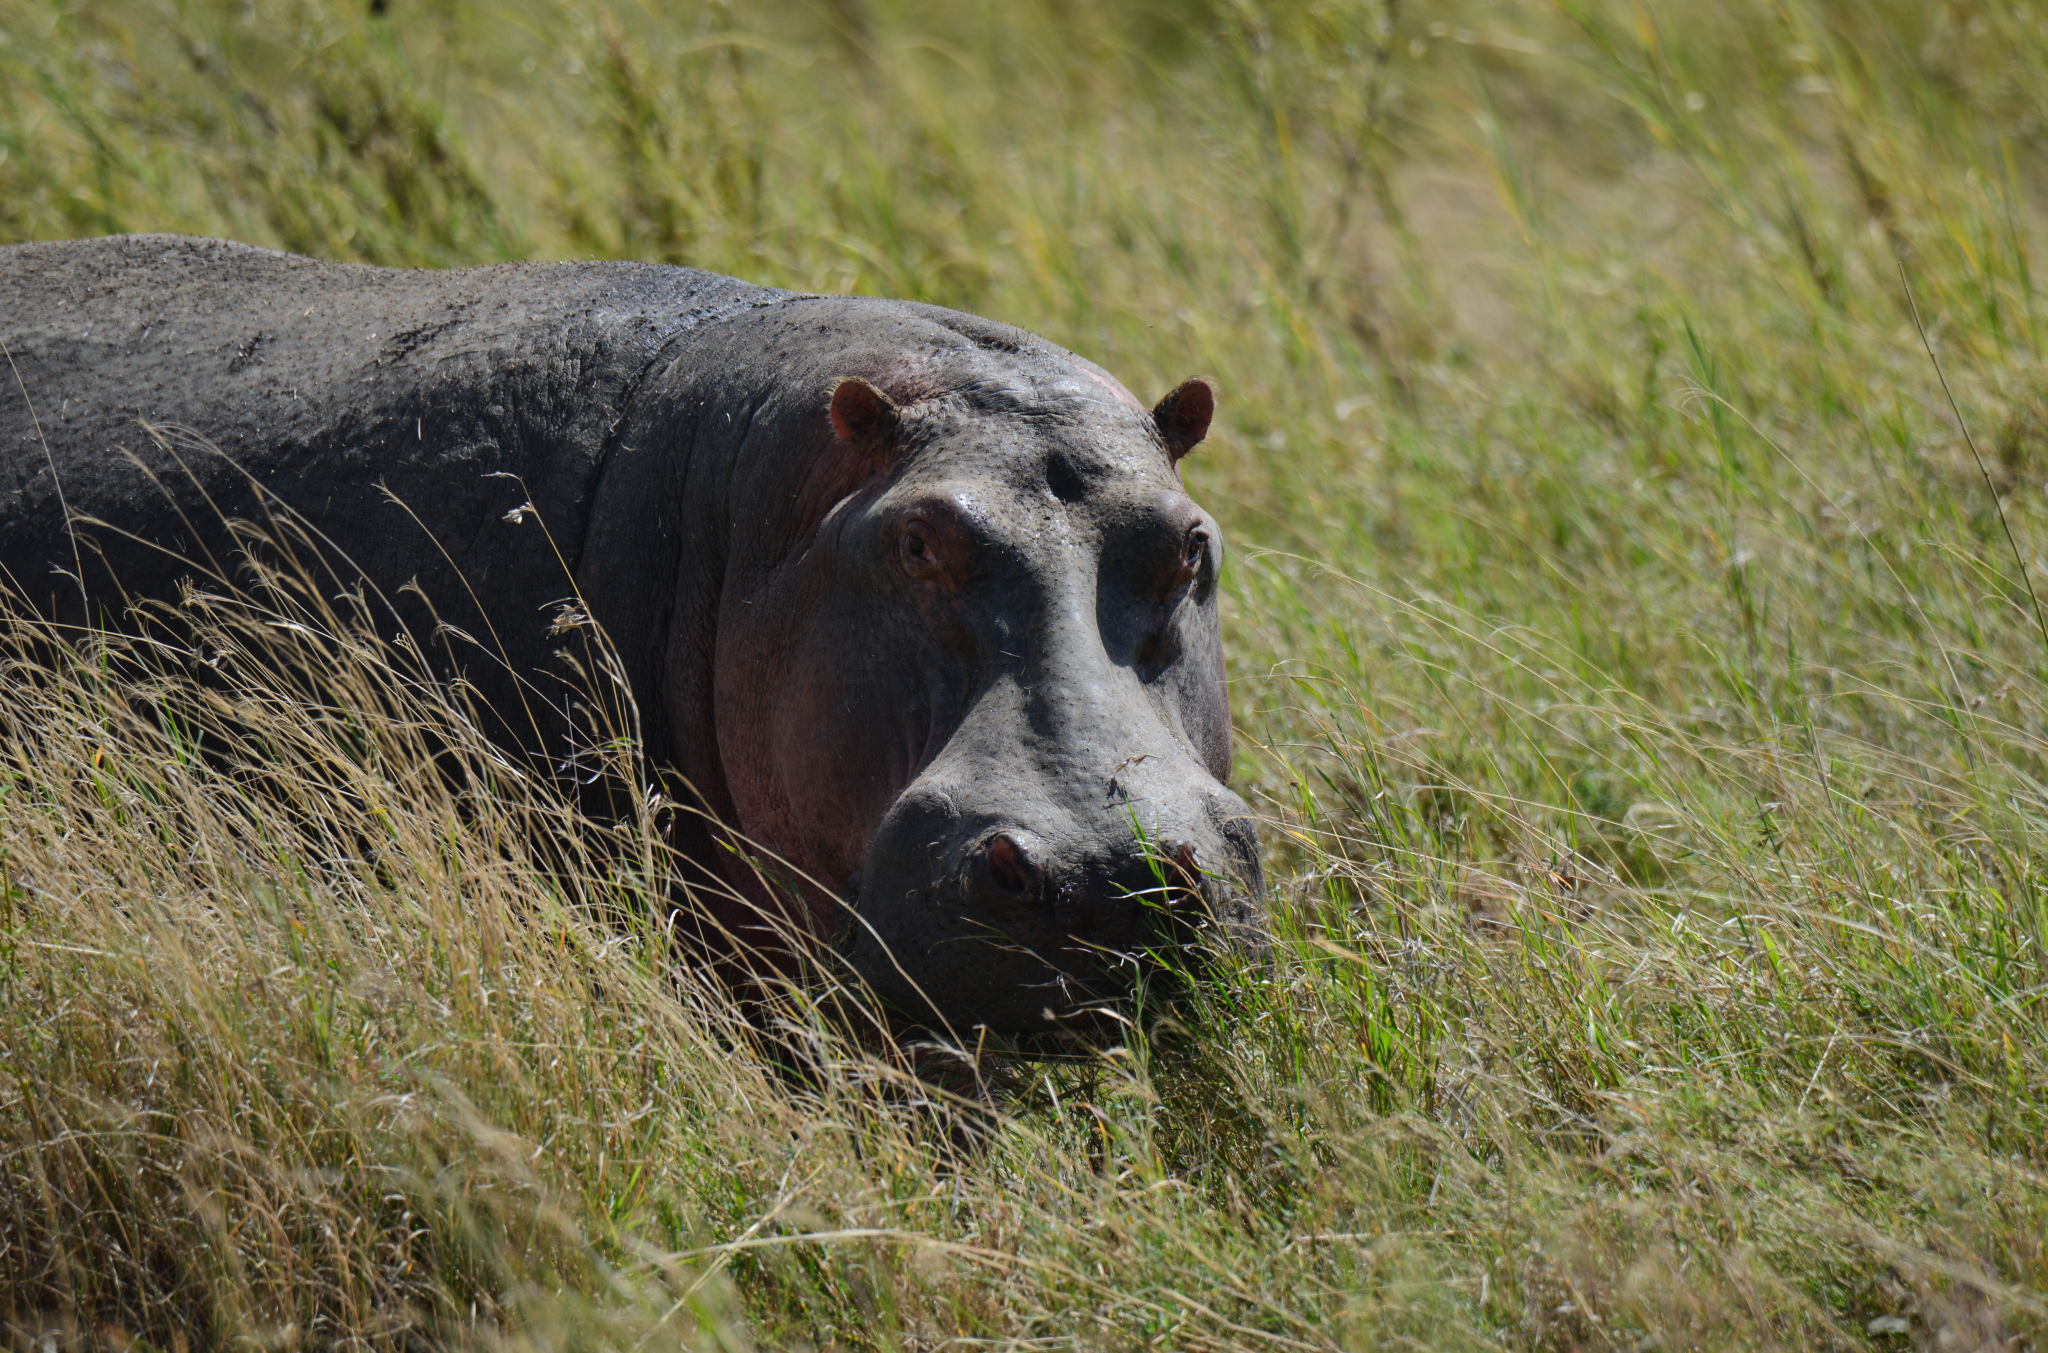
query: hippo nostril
[
  {"left": 983, "top": 832, "right": 1039, "bottom": 897},
  {"left": 1160, "top": 839, "right": 1206, "bottom": 910}
]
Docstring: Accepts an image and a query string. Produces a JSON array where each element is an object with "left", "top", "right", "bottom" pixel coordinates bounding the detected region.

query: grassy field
[{"left": 4, "top": 0, "right": 2048, "bottom": 1347}]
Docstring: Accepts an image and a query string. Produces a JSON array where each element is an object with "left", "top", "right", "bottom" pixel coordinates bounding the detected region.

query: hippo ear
[
  {"left": 1153, "top": 377, "right": 1216, "bottom": 462},
  {"left": 829, "top": 377, "right": 902, "bottom": 457}
]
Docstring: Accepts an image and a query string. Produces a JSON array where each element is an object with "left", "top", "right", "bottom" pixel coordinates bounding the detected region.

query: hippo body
[{"left": 0, "top": 235, "right": 1263, "bottom": 1032}]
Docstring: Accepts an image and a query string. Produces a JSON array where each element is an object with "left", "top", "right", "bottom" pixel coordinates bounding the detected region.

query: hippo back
[{"left": 0, "top": 234, "right": 786, "bottom": 747}]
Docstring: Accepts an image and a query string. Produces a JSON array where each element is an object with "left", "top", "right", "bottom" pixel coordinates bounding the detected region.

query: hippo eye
[
  {"left": 900, "top": 521, "right": 942, "bottom": 579},
  {"left": 1171, "top": 529, "right": 1209, "bottom": 597}
]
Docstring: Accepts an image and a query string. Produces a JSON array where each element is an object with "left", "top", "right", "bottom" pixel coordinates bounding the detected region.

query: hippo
[{"left": 0, "top": 234, "right": 1265, "bottom": 1033}]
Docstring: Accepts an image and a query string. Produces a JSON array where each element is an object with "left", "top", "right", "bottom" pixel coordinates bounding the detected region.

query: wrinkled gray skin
[{"left": 0, "top": 235, "right": 1265, "bottom": 1033}]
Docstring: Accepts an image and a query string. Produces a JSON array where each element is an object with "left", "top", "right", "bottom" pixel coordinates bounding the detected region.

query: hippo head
[{"left": 699, "top": 322, "right": 1266, "bottom": 1034}]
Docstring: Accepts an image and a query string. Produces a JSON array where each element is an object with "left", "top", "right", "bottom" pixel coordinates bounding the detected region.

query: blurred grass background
[{"left": 4, "top": 0, "right": 2048, "bottom": 1348}]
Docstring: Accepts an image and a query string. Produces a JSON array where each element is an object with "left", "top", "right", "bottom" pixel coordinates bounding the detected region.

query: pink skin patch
[{"left": 1078, "top": 365, "right": 1145, "bottom": 412}]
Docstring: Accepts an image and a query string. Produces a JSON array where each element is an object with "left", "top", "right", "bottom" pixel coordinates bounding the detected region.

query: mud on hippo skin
[{"left": 0, "top": 235, "right": 1267, "bottom": 1036}]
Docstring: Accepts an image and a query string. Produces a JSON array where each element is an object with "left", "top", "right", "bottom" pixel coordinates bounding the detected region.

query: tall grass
[{"left": 3, "top": 0, "right": 2047, "bottom": 1347}]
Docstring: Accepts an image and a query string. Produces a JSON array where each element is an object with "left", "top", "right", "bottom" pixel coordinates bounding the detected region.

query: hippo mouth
[{"left": 831, "top": 828, "right": 1268, "bottom": 1036}]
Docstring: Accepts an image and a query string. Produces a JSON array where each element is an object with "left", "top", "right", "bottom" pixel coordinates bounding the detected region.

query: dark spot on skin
[
  {"left": 1045, "top": 456, "right": 1085, "bottom": 504},
  {"left": 229, "top": 332, "right": 264, "bottom": 373}
]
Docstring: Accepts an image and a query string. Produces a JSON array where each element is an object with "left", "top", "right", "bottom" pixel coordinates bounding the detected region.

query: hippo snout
[{"left": 841, "top": 782, "right": 1268, "bottom": 1033}]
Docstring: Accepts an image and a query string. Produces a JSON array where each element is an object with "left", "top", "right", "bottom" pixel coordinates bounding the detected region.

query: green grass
[{"left": 4, "top": 0, "right": 2048, "bottom": 1347}]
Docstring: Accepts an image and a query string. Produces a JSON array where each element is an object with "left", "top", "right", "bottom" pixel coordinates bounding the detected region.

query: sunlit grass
[{"left": 3, "top": 0, "right": 2047, "bottom": 1347}]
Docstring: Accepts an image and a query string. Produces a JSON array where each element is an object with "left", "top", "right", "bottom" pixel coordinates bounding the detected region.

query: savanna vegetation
[{"left": 3, "top": 0, "right": 2047, "bottom": 1347}]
